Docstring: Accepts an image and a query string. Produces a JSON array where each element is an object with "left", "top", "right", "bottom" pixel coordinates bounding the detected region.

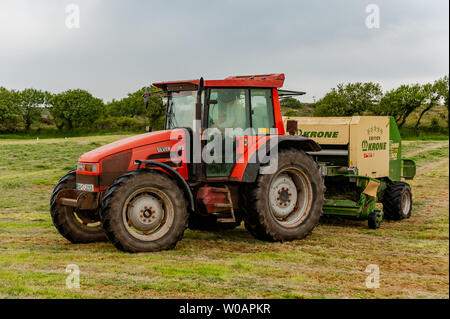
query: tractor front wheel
[
  {"left": 100, "top": 170, "right": 188, "bottom": 252},
  {"left": 382, "top": 182, "right": 412, "bottom": 220},
  {"left": 241, "top": 148, "right": 325, "bottom": 241},
  {"left": 50, "top": 169, "right": 107, "bottom": 243}
]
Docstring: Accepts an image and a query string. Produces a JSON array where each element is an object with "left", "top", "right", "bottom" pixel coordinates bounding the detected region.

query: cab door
[
  {"left": 204, "top": 88, "right": 275, "bottom": 179},
  {"left": 205, "top": 88, "right": 250, "bottom": 178}
]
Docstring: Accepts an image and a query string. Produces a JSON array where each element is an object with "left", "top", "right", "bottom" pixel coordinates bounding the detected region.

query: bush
[
  {"left": 280, "top": 97, "right": 302, "bottom": 109},
  {"left": 430, "top": 116, "right": 441, "bottom": 131},
  {"left": 48, "top": 89, "right": 103, "bottom": 130},
  {"left": 314, "top": 82, "right": 382, "bottom": 117},
  {"left": 0, "top": 88, "right": 22, "bottom": 133},
  {"left": 93, "top": 116, "right": 146, "bottom": 131},
  {"left": 284, "top": 110, "right": 297, "bottom": 117},
  {"left": 375, "top": 84, "right": 427, "bottom": 128}
]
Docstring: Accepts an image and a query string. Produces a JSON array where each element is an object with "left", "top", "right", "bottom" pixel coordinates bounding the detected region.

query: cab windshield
[{"left": 166, "top": 91, "right": 197, "bottom": 130}]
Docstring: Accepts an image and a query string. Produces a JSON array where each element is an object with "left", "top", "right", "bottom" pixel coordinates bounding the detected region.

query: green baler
[{"left": 284, "top": 116, "right": 416, "bottom": 228}]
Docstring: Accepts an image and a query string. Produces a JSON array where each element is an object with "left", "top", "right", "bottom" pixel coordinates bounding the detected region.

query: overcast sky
[{"left": 0, "top": 0, "right": 448, "bottom": 102}]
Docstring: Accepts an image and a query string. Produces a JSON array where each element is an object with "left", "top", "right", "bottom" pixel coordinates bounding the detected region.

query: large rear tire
[
  {"left": 241, "top": 148, "right": 324, "bottom": 241},
  {"left": 50, "top": 169, "right": 107, "bottom": 243},
  {"left": 100, "top": 170, "right": 188, "bottom": 252},
  {"left": 382, "top": 182, "right": 412, "bottom": 220}
]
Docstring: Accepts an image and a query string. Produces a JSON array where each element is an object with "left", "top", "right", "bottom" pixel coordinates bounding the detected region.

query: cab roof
[{"left": 153, "top": 73, "right": 285, "bottom": 90}]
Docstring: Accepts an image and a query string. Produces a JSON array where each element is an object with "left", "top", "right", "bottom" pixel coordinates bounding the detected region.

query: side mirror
[
  {"left": 286, "top": 119, "right": 298, "bottom": 136},
  {"left": 142, "top": 87, "right": 150, "bottom": 109}
]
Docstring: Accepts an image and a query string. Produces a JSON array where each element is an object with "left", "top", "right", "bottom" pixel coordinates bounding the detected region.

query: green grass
[
  {"left": 0, "top": 136, "right": 448, "bottom": 299},
  {"left": 400, "top": 127, "right": 449, "bottom": 140},
  {"left": 408, "top": 145, "right": 449, "bottom": 166},
  {"left": 0, "top": 130, "right": 140, "bottom": 140}
]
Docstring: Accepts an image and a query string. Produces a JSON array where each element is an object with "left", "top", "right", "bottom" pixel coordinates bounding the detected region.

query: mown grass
[{"left": 0, "top": 137, "right": 448, "bottom": 299}]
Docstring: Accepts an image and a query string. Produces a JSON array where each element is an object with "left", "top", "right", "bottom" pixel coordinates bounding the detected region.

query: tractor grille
[{"left": 99, "top": 151, "right": 132, "bottom": 187}]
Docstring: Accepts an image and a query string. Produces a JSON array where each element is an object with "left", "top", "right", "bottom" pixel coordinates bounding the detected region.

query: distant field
[{"left": 0, "top": 136, "right": 448, "bottom": 298}]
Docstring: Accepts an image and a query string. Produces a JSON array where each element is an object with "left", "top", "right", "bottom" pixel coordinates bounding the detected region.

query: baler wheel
[
  {"left": 100, "top": 170, "right": 188, "bottom": 252},
  {"left": 50, "top": 169, "right": 107, "bottom": 243},
  {"left": 382, "top": 182, "right": 412, "bottom": 220},
  {"left": 241, "top": 148, "right": 325, "bottom": 241},
  {"left": 368, "top": 211, "right": 382, "bottom": 229}
]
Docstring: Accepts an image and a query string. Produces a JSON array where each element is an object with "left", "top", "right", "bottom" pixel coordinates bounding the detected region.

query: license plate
[{"left": 76, "top": 183, "right": 94, "bottom": 192}]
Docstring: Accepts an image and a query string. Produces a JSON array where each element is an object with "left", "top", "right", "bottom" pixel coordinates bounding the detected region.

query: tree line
[
  {"left": 313, "top": 76, "right": 449, "bottom": 129},
  {"left": 1, "top": 76, "right": 448, "bottom": 135},
  {"left": 0, "top": 86, "right": 165, "bottom": 133}
]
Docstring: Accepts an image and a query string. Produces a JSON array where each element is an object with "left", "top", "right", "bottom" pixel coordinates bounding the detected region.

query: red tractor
[{"left": 51, "top": 74, "right": 324, "bottom": 252}]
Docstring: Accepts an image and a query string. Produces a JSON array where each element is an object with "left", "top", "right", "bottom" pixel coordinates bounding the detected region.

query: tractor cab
[
  {"left": 153, "top": 74, "right": 287, "bottom": 134},
  {"left": 152, "top": 74, "right": 311, "bottom": 179}
]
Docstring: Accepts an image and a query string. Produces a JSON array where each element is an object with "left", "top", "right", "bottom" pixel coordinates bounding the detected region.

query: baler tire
[
  {"left": 50, "top": 169, "right": 107, "bottom": 243},
  {"left": 368, "top": 211, "right": 382, "bottom": 229},
  {"left": 241, "top": 148, "right": 325, "bottom": 242},
  {"left": 100, "top": 170, "right": 188, "bottom": 253},
  {"left": 382, "top": 182, "right": 412, "bottom": 220}
]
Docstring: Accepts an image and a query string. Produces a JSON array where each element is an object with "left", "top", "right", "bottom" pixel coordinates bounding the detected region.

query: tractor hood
[{"left": 79, "top": 130, "right": 183, "bottom": 163}]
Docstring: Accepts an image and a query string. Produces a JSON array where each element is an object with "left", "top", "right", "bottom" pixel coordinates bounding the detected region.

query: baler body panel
[
  {"left": 349, "top": 116, "right": 390, "bottom": 179},
  {"left": 388, "top": 116, "right": 402, "bottom": 181},
  {"left": 283, "top": 116, "right": 403, "bottom": 179},
  {"left": 284, "top": 117, "right": 351, "bottom": 145}
]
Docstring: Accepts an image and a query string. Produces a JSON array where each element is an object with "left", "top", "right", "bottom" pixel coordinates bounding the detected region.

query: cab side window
[
  {"left": 250, "top": 89, "right": 275, "bottom": 132},
  {"left": 208, "top": 89, "right": 250, "bottom": 132}
]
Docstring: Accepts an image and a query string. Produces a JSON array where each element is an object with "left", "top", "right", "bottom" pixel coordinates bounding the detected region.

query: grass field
[{"left": 0, "top": 136, "right": 448, "bottom": 299}]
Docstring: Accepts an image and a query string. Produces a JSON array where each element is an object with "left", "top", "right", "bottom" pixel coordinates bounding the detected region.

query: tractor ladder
[{"left": 211, "top": 186, "right": 236, "bottom": 223}]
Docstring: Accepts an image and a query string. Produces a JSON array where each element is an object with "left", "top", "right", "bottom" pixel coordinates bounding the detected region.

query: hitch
[{"left": 56, "top": 189, "right": 99, "bottom": 210}]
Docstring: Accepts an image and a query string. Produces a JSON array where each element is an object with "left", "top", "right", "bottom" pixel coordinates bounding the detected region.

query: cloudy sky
[{"left": 0, "top": 0, "right": 448, "bottom": 102}]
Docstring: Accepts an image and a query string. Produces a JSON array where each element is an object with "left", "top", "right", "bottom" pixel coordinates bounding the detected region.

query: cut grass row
[{"left": 0, "top": 137, "right": 448, "bottom": 298}]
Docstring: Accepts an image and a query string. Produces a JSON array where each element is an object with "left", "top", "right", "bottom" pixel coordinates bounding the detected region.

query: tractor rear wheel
[
  {"left": 241, "top": 148, "right": 325, "bottom": 241},
  {"left": 100, "top": 170, "right": 188, "bottom": 252},
  {"left": 382, "top": 182, "right": 412, "bottom": 220},
  {"left": 50, "top": 169, "right": 107, "bottom": 243}
]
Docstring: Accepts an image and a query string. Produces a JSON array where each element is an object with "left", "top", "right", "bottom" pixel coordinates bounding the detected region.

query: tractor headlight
[{"left": 77, "top": 163, "right": 99, "bottom": 173}]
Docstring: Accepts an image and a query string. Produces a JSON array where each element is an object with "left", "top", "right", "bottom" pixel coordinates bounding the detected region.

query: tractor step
[
  {"left": 214, "top": 203, "right": 233, "bottom": 208},
  {"left": 216, "top": 215, "right": 236, "bottom": 223},
  {"left": 211, "top": 187, "right": 229, "bottom": 193},
  {"left": 214, "top": 186, "right": 236, "bottom": 223}
]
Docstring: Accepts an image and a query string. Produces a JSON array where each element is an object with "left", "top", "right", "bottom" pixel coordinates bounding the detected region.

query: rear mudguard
[{"left": 230, "top": 135, "right": 321, "bottom": 182}]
